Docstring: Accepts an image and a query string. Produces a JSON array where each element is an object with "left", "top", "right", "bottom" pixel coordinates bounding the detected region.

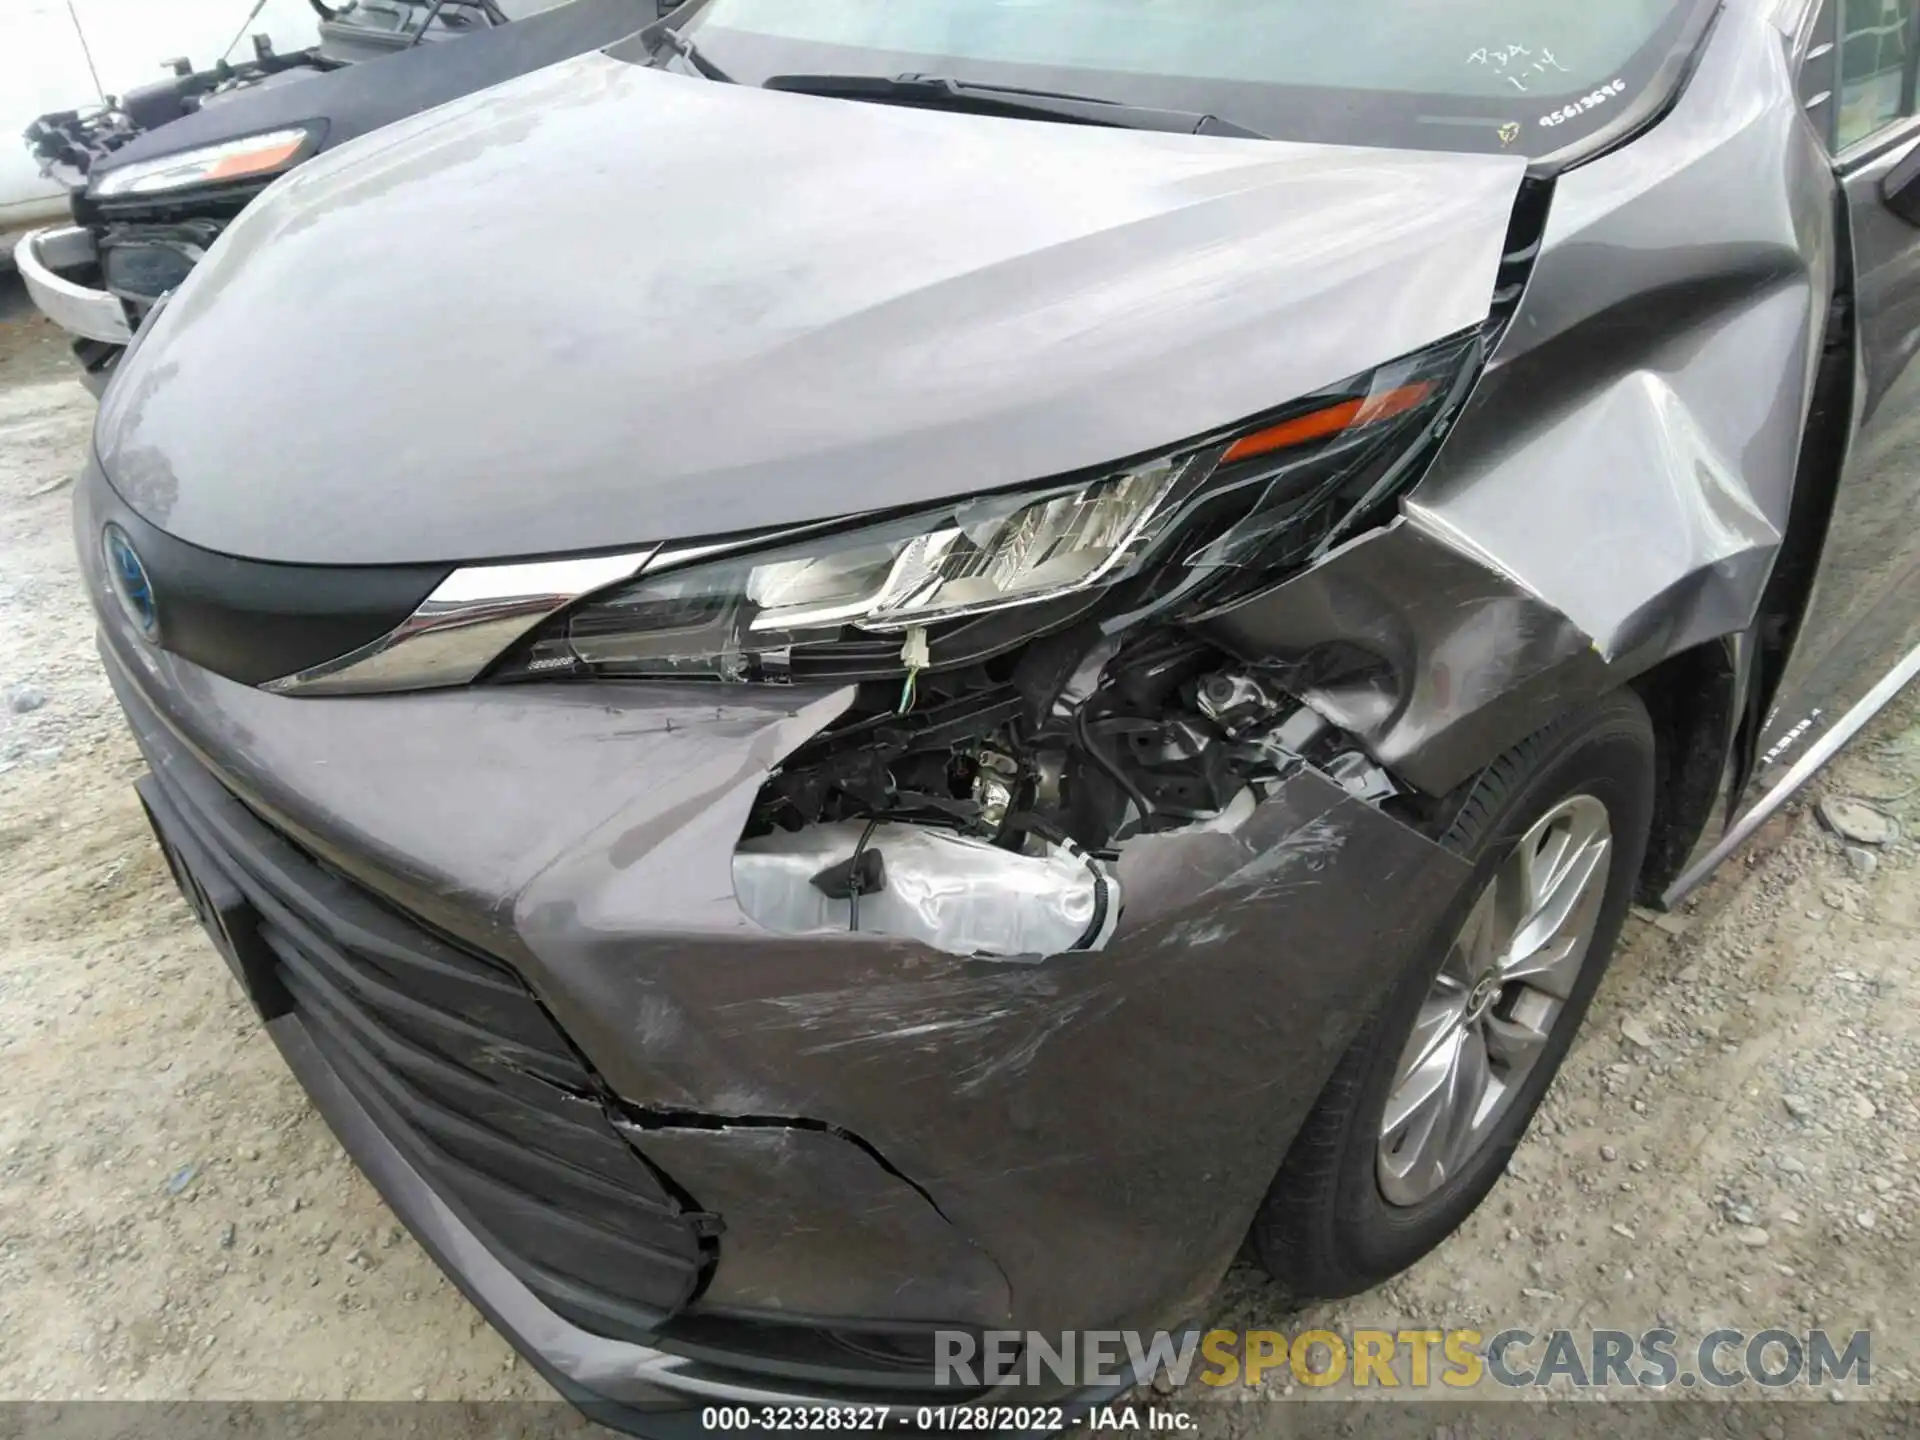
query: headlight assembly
[
  {"left": 91, "top": 128, "right": 316, "bottom": 199},
  {"left": 491, "top": 330, "right": 1485, "bottom": 688},
  {"left": 500, "top": 460, "right": 1197, "bottom": 684}
]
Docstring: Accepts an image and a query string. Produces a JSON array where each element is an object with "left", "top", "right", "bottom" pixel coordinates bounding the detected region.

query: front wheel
[{"left": 1251, "top": 689, "right": 1656, "bottom": 1299}]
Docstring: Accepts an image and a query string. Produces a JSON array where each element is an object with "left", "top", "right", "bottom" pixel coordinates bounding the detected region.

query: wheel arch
[{"left": 1628, "top": 640, "right": 1742, "bottom": 904}]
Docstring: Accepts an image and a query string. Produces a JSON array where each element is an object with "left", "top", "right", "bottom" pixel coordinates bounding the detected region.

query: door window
[{"left": 1837, "top": 0, "right": 1914, "bottom": 148}]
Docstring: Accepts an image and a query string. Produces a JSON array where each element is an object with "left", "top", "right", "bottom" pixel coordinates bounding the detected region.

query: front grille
[{"left": 136, "top": 738, "right": 708, "bottom": 1338}]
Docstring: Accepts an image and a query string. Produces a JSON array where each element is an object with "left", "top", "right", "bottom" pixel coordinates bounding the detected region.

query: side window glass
[{"left": 1837, "top": 0, "right": 1914, "bottom": 148}]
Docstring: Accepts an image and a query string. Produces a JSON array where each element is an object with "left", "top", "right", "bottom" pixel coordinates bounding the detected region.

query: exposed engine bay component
[
  {"left": 22, "top": 0, "right": 506, "bottom": 187},
  {"left": 420, "top": 376, "right": 1453, "bottom": 955},
  {"left": 28, "top": 56, "right": 308, "bottom": 188},
  {"left": 737, "top": 636, "right": 1396, "bottom": 956},
  {"left": 734, "top": 823, "right": 1118, "bottom": 958}
]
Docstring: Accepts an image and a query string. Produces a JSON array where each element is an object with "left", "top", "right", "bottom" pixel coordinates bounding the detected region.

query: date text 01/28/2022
[
  {"left": 1541, "top": 77, "right": 1628, "bottom": 126},
  {"left": 697, "top": 1408, "right": 1169, "bottom": 1432}
]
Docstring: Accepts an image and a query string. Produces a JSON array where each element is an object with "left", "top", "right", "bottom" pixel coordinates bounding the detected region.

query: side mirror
[{"left": 1880, "top": 143, "right": 1920, "bottom": 227}]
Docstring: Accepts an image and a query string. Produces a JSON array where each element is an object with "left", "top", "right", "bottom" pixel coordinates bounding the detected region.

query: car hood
[{"left": 96, "top": 52, "right": 1527, "bottom": 566}]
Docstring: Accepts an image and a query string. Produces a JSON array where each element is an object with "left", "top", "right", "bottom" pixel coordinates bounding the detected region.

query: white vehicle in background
[
  {"left": 2, "top": 0, "right": 323, "bottom": 265},
  {"left": 11, "top": 0, "right": 637, "bottom": 390}
]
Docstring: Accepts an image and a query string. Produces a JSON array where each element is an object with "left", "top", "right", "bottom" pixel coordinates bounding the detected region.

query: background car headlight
[
  {"left": 492, "top": 330, "right": 1484, "bottom": 686},
  {"left": 91, "top": 128, "right": 315, "bottom": 198}
]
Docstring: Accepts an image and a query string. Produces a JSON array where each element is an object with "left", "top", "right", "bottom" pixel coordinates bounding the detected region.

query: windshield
[{"left": 672, "top": 0, "right": 1707, "bottom": 157}]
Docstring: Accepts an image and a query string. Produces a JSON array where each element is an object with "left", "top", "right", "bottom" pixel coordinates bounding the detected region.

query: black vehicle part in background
[
  {"left": 99, "top": 219, "right": 224, "bottom": 316},
  {"left": 318, "top": 0, "right": 511, "bottom": 59},
  {"left": 121, "top": 45, "right": 307, "bottom": 133},
  {"left": 26, "top": 1, "right": 509, "bottom": 185},
  {"left": 79, "top": 0, "right": 654, "bottom": 217},
  {"left": 27, "top": 43, "right": 315, "bottom": 188},
  {"left": 71, "top": 339, "right": 124, "bottom": 395}
]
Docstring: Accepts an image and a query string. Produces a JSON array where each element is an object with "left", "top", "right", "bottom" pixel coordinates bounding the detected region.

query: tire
[{"left": 1250, "top": 688, "right": 1656, "bottom": 1300}]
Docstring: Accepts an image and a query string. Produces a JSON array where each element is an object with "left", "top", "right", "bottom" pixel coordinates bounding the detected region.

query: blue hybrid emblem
[{"left": 103, "top": 524, "right": 158, "bottom": 637}]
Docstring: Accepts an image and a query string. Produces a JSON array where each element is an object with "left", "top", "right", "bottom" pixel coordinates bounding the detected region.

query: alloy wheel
[{"left": 1376, "top": 794, "right": 1613, "bottom": 1207}]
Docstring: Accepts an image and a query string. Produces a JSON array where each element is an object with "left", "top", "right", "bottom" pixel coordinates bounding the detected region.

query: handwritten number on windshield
[{"left": 1467, "top": 44, "right": 1571, "bottom": 94}]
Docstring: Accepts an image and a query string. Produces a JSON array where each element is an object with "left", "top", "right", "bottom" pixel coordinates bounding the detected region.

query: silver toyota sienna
[{"left": 75, "top": 0, "right": 1920, "bottom": 1426}]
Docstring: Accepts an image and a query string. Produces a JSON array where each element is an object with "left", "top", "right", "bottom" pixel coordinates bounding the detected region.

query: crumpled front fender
[{"left": 1200, "top": 1, "right": 1835, "bottom": 801}]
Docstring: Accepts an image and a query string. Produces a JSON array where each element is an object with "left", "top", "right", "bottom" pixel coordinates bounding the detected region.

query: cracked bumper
[
  {"left": 85, "top": 484, "right": 1470, "bottom": 1420},
  {"left": 266, "top": 1013, "right": 901, "bottom": 1424}
]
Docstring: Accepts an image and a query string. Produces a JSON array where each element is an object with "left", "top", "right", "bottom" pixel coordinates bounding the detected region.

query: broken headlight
[{"left": 493, "top": 331, "right": 1483, "bottom": 685}]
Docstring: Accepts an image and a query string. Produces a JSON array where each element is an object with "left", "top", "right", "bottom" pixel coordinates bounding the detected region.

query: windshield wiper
[
  {"left": 638, "top": 17, "right": 733, "bottom": 83},
  {"left": 761, "top": 73, "right": 1265, "bottom": 138}
]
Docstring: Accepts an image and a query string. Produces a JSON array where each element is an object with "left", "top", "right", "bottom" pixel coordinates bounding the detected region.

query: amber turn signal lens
[
  {"left": 204, "top": 138, "right": 306, "bottom": 183},
  {"left": 1221, "top": 381, "right": 1437, "bottom": 466}
]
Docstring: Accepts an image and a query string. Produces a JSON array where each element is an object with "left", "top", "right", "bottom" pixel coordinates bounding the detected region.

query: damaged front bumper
[
  {"left": 96, "top": 569, "right": 1469, "bottom": 1421},
  {"left": 12, "top": 225, "right": 133, "bottom": 348}
]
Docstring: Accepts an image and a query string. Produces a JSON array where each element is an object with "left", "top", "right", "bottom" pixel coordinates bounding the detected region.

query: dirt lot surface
[{"left": 2, "top": 280, "right": 1916, "bottom": 1431}]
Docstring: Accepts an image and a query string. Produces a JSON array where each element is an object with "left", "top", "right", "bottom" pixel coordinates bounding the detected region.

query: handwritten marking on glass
[
  {"left": 1539, "top": 78, "right": 1628, "bottom": 127},
  {"left": 1471, "top": 43, "right": 1579, "bottom": 96}
]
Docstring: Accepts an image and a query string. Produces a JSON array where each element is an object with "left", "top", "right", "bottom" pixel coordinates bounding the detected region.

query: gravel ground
[{"left": 1, "top": 280, "right": 1915, "bottom": 1429}]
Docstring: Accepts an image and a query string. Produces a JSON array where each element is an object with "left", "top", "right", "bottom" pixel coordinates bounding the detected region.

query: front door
[{"left": 1750, "top": 0, "right": 1920, "bottom": 787}]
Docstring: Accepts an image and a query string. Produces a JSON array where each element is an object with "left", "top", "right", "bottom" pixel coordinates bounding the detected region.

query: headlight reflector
[
  {"left": 518, "top": 461, "right": 1192, "bottom": 682},
  {"left": 757, "top": 462, "right": 1183, "bottom": 633}
]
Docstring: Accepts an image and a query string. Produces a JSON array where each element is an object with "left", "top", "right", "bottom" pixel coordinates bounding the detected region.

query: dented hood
[{"left": 96, "top": 51, "right": 1526, "bottom": 566}]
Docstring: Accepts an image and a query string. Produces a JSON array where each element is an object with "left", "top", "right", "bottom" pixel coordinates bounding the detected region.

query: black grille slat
[
  {"left": 269, "top": 939, "right": 652, "bottom": 1184},
  {"left": 155, "top": 750, "right": 520, "bottom": 980},
  {"left": 134, "top": 741, "right": 706, "bottom": 1325},
  {"left": 302, "top": 983, "right": 697, "bottom": 1334},
  {"left": 276, "top": 938, "right": 686, "bottom": 1222},
  {"left": 259, "top": 896, "right": 589, "bottom": 1089},
  {"left": 167, "top": 782, "right": 593, "bottom": 1083},
  {"left": 293, "top": 968, "right": 700, "bottom": 1268}
]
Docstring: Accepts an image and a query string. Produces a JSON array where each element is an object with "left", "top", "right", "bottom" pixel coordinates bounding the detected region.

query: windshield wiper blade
[
  {"left": 762, "top": 73, "right": 1265, "bottom": 138},
  {"left": 639, "top": 17, "right": 733, "bottom": 83}
]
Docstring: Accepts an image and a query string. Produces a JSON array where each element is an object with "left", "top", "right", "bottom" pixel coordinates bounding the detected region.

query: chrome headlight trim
[{"left": 263, "top": 549, "right": 658, "bottom": 696}]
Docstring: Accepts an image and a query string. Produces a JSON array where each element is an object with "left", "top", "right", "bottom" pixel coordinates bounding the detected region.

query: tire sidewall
[{"left": 1324, "top": 697, "right": 1656, "bottom": 1279}]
